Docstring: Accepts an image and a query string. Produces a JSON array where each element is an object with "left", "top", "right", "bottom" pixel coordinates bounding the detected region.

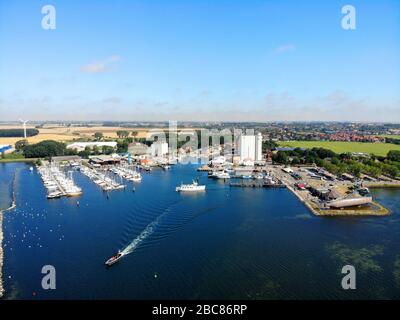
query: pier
[
  {"left": 269, "top": 165, "right": 391, "bottom": 216},
  {"left": 38, "top": 164, "right": 83, "bottom": 198},
  {"left": 80, "top": 166, "right": 125, "bottom": 191},
  {"left": 110, "top": 165, "right": 142, "bottom": 183}
]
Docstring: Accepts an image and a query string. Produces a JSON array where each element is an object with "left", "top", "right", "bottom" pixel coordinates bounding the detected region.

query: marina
[
  {"left": 37, "top": 164, "right": 82, "bottom": 198},
  {"left": 110, "top": 166, "right": 142, "bottom": 182},
  {"left": 80, "top": 165, "right": 125, "bottom": 191},
  {"left": 1, "top": 162, "right": 400, "bottom": 299},
  {"left": 39, "top": 158, "right": 395, "bottom": 216}
]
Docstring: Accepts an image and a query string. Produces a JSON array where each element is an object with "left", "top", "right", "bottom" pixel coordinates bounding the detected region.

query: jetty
[{"left": 269, "top": 165, "right": 390, "bottom": 217}]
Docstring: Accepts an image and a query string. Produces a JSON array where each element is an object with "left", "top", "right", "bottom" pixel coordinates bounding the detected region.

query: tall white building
[
  {"left": 151, "top": 141, "right": 168, "bottom": 157},
  {"left": 237, "top": 133, "right": 263, "bottom": 162},
  {"left": 255, "top": 132, "right": 263, "bottom": 161},
  {"left": 238, "top": 135, "right": 255, "bottom": 162}
]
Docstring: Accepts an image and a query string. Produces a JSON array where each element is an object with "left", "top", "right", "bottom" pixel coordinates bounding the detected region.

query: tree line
[
  {"left": 385, "top": 137, "right": 400, "bottom": 145},
  {"left": 0, "top": 128, "right": 39, "bottom": 137},
  {"left": 272, "top": 148, "right": 400, "bottom": 179}
]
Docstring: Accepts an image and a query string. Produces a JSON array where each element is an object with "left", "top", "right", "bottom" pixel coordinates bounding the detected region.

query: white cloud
[
  {"left": 1, "top": 89, "right": 399, "bottom": 123},
  {"left": 274, "top": 44, "right": 296, "bottom": 54},
  {"left": 80, "top": 55, "right": 121, "bottom": 73},
  {"left": 102, "top": 96, "right": 123, "bottom": 104}
]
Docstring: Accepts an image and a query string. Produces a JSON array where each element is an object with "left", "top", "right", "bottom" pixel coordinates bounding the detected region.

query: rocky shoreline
[
  {"left": 0, "top": 210, "right": 4, "bottom": 298},
  {"left": 0, "top": 175, "right": 16, "bottom": 299}
]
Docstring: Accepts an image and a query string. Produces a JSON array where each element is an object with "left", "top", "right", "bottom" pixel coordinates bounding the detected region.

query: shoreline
[
  {"left": 0, "top": 158, "right": 37, "bottom": 164},
  {"left": 0, "top": 210, "right": 3, "bottom": 298},
  {"left": 0, "top": 202, "right": 16, "bottom": 300},
  {"left": 0, "top": 171, "right": 17, "bottom": 299},
  {"left": 270, "top": 166, "right": 392, "bottom": 217},
  {"left": 286, "top": 181, "right": 390, "bottom": 217}
]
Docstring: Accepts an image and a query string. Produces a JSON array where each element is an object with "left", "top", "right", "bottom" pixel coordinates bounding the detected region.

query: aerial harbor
[
  {"left": 1, "top": 122, "right": 400, "bottom": 299},
  {"left": 1, "top": 0, "right": 400, "bottom": 302}
]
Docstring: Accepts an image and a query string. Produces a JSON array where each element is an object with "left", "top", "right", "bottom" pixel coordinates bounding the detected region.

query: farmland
[
  {"left": 278, "top": 140, "right": 400, "bottom": 157},
  {"left": 0, "top": 125, "right": 197, "bottom": 148}
]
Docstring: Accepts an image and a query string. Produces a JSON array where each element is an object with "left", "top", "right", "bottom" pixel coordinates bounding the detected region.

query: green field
[
  {"left": 278, "top": 141, "right": 400, "bottom": 157},
  {"left": 380, "top": 135, "right": 400, "bottom": 140}
]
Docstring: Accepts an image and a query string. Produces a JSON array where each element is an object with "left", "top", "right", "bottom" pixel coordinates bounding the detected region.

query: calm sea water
[{"left": 1, "top": 162, "right": 399, "bottom": 299}]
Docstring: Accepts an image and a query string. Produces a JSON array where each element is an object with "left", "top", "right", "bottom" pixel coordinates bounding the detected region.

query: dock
[
  {"left": 80, "top": 166, "right": 125, "bottom": 191},
  {"left": 230, "top": 181, "right": 286, "bottom": 188},
  {"left": 269, "top": 165, "right": 391, "bottom": 216},
  {"left": 38, "top": 164, "right": 83, "bottom": 198}
]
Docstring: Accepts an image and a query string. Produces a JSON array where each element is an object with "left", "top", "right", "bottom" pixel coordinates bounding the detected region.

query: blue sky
[{"left": 0, "top": 0, "right": 399, "bottom": 121}]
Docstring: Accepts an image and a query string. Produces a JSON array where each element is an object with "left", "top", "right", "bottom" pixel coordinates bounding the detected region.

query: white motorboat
[
  {"left": 47, "top": 191, "right": 63, "bottom": 199},
  {"left": 131, "top": 172, "right": 142, "bottom": 182},
  {"left": 254, "top": 173, "right": 264, "bottom": 180},
  {"left": 176, "top": 180, "right": 206, "bottom": 192},
  {"left": 214, "top": 171, "right": 230, "bottom": 179},
  {"left": 105, "top": 251, "right": 123, "bottom": 266}
]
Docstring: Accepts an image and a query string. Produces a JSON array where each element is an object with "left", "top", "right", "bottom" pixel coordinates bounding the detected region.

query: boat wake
[
  {"left": 118, "top": 196, "right": 225, "bottom": 258},
  {"left": 119, "top": 200, "right": 179, "bottom": 256},
  {"left": 120, "top": 216, "right": 161, "bottom": 256}
]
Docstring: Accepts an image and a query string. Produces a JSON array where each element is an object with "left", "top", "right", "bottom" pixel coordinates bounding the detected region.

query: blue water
[{"left": 1, "top": 162, "right": 400, "bottom": 299}]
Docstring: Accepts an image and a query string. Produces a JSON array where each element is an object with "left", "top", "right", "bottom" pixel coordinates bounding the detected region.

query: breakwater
[
  {"left": 0, "top": 170, "right": 17, "bottom": 298},
  {"left": 0, "top": 210, "right": 4, "bottom": 298}
]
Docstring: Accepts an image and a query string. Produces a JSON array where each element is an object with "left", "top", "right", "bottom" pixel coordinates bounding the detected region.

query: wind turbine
[{"left": 19, "top": 119, "right": 29, "bottom": 139}]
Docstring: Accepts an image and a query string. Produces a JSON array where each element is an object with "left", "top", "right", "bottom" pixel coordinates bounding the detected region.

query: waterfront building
[
  {"left": 237, "top": 133, "right": 263, "bottom": 163},
  {"left": 89, "top": 154, "right": 121, "bottom": 166},
  {"left": 0, "top": 144, "right": 12, "bottom": 155},
  {"left": 128, "top": 142, "right": 149, "bottom": 155},
  {"left": 237, "top": 135, "right": 255, "bottom": 163},
  {"left": 50, "top": 155, "right": 82, "bottom": 163},
  {"left": 151, "top": 142, "right": 168, "bottom": 157},
  {"left": 67, "top": 142, "right": 117, "bottom": 152},
  {"left": 255, "top": 133, "right": 262, "bottom": 161}
]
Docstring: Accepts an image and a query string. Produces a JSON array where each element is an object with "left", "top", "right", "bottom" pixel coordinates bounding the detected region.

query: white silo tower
[{"left": 255, "top": 132, "right": 263, "bottom": 161}]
